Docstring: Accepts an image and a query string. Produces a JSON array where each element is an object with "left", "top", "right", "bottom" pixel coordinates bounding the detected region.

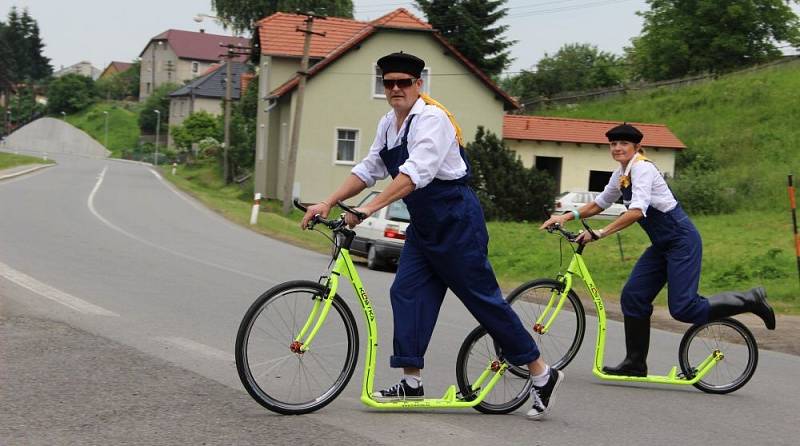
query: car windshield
[{"left": 386, "top": 200, "right": 410, "bottom": 222}]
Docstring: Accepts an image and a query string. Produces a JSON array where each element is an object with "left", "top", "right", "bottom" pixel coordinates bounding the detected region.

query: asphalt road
[{"left": 2, "top": 150, "right": 798, "bottom": 445}]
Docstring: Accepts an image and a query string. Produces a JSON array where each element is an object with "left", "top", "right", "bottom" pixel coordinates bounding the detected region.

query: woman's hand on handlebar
[
  {"left": 300, "top": 201, "right": 332, "bottom": 229},
  {"left": 539, "top": 213, "right": 570, "bottom": 231}
]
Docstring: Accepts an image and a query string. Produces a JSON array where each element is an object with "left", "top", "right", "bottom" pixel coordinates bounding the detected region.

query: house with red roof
[
  {"left": 503, "top": 115, "right": 685, "bottom": 192},
  {"left": 252, "top": 8, "right": 519, "bottom": 201},
  {"left": 99, "top": 61, "right": 134, "bottom": 80},
  {"left": 137, "top": 29, "right": 249, "bottom": 101}
]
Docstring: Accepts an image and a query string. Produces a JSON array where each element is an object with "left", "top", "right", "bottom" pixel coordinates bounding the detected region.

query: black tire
[
  {"left": 456, "top": 326, "right": 533, "bottom": 414},
  {"left": 235, "top": 280, "right": 359, "bottom": 414},
  {"left": 678, "top": 318, "right": 758, "bottom": 394},
  {"left": 367, "top": 245, "right": 385, "bottom": 270},
  {"left": 505, "top": 279, "right": 586, "bottom": 375}
]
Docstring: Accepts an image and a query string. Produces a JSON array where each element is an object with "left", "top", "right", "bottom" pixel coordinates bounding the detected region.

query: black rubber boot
[
  {"left": 602, "top": 316, "right": 650, "bottom": 377},
  {"left": 707, "top": 286, "right": 776, "bottom": 330}
]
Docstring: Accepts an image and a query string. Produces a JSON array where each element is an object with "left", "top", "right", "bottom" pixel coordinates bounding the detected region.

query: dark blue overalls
[
  {"left": 380, "top": 114, "right": 539, "bottom": 369},
  {"left": 619, "top": 166, "right": 710, "bottom": 323}
]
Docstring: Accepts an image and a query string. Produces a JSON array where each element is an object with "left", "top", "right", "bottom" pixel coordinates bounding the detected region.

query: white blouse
[
  {"left": 594, "top": 159, "right": 677, "bottom": 216},
  {"left": 351, "top": 97, "right": 467, "bottom": 189}
]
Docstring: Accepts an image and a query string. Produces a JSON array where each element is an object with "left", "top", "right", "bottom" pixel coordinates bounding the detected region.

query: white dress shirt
[
  {"left": 594, "top": 159, "right": 677, "bottom": 217},
  {"left": 351, "top": 97, "right": 467, "bottom": 189}
]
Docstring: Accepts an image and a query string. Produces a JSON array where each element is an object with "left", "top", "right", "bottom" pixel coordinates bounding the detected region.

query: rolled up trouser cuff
[{"left": 390, "top": 355, "right": 424, "bottom": 369}]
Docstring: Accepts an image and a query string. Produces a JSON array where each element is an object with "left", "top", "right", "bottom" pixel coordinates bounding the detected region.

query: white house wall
[{"left": 506, "top": 139, "right": 677, "bottom": 192}]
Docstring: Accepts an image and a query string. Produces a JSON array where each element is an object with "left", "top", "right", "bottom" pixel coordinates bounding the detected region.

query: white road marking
[
  {"left": 0, "top": 260, "right": 119, "bottom": 316},
  {"left": 148, "top": 168, "right": 210, "bottom": 213},
  {"left": 87, "top": 166, "right": 277, "bottom": 285},
  {"left": 156, "top": 336, "right": 234, "bottom": 362}
]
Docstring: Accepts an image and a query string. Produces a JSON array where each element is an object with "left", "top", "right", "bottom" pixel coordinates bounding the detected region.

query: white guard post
[{"left": 250, "top": 193, "right": 262, "bottom": 225}]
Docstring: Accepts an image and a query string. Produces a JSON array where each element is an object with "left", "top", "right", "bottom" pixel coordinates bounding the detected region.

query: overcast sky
[{"left": 3, "top": 0, "right": 799, "bottom": 77}]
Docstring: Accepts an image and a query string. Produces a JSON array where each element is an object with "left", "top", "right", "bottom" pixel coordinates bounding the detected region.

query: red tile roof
[
  {"left": 256, "top": 9, "right": 433, "bottom": 58},
  {"left": 503, "top": 115, "right": 686, "bottom": 149},
  {"left": 140, "top": 29, "right": 250, "bottom": 62},
  {"left": 262, "top": 9, "right": 518, "bottom": 109},
  {"left": 110, "top": 61, "right": 133, "bottom": 72},
  {"left": 372, "top": 8, "right": 433, "bottom": 30}
]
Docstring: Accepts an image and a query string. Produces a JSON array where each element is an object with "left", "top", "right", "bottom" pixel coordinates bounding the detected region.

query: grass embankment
[
  {"left": 0, "top": 151, "right": 54, "bottom": 169},
  {"left": 65, "top": 102, "right": 140, "bottom": 158},
  {"left": 163, "top": 161, "right": 799, "bottom": 314}
]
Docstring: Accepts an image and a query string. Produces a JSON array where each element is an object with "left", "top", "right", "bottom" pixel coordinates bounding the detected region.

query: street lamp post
[
  {"left": 103, "top": 111, "right": 109, "bottom": 148},
  {"left": 154, "top": 109, "right": 161, "bottom": 165}
]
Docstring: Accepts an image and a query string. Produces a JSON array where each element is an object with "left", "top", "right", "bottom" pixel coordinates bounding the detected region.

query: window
[
  {"left": 192, "top": 62, "right": 199, "bottom": 73},
  {"left": 336, "top": 129, "right": 358, "bottom": 163},
  {"left": 373, "top": 66, "right": 430, "bottom": 97}
]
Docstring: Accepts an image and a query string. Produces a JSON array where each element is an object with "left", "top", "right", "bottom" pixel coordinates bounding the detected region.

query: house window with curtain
[
  {"left": 373, "top": 66, "right": 430, "bottom": 98},
  {"left": 335, "top": 129, "right": 358, "bottom": 164}
]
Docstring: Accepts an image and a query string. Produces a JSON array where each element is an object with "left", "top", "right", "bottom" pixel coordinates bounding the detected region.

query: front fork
[
  {"left": 533, "top": 274, "right": 574, "bottom": 335},
  {"left": 292, "top": 273, "right": 339, "bottom": 353}
]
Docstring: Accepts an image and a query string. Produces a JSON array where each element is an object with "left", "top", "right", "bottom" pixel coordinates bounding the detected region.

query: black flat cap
[
  {"left": 377, "top": 52, "right": 425, "bottom": 78},
  {"left": 605, "top": 123, "right": 643, "bottom": 144}
]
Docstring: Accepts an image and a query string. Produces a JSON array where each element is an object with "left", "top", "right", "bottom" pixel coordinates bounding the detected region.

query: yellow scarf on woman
[{"left": 619, "top": 153, "right": 651, "bottom": 188}]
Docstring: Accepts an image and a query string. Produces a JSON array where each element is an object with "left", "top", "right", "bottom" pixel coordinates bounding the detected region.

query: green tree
[
  {"left": 467, "top": 127, "right": 555, "bottom": 221},
  {"left": 1, "top": 7, "right": 51, "bottom": 83},
  {"left": 627, "top": 0, "right": 800, "bottom": 81},
  {"left": 416, "top": 0, "right": 514, "bottom": 77},
  {"left": 502, "top": 43, "right": 625, "bottom": 101},
  {"left": 219, "top": 73, "right": 259, "bottom": 177},
  {"left": 211, "top": 0, "right": 353, "bottom": 33},
  {"left": 138, "top": 82, "right": 178, "bottom": 133},
  {"left": 47, "top": 74, "right": 96, "bottom": 114}
]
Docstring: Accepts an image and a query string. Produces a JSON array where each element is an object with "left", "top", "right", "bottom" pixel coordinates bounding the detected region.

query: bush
[
  {"left": 467, "top": 127, "right": 556, "bottom": 221},
  {"left": 669, "top": 167, "right": 735, "bottom": 215}
]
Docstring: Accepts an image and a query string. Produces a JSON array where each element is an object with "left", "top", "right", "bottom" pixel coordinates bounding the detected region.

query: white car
[
  {"left": 554, "top": 191, "right": 627, "bottom": 219},
  {"left": 350, "top": 191, "right": 410, "bottom": 270}
]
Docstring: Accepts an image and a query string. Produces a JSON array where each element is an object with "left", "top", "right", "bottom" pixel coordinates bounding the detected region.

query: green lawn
[
  {"left": 0, "top": 151, "right": 54, "bottom": 169},
  {"left": 64, "top": 102, "right": 140, "bottom": 158},
  {"left": 162, "top": 160, "right": 800, "bottom": 314}
]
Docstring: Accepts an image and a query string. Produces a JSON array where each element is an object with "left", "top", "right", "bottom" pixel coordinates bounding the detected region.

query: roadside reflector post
[
  {"left": 788, "top": 175, "right": 800, "bottom": 285},
  {"left": 171, "top": 162, "right": 177, "bottom": 175},
  {"left": 250, "top": 192, "right": 262, "bottom": 225},
  {"left": 43, "top": 152, "right": 48, "bottom": 161}
]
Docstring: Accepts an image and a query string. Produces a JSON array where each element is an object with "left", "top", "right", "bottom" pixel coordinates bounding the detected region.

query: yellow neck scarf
[
  {"left": 619, "top": 153, "right": 650, "bottom": 188},
  {"left": 420, "top": 93, "right": 464, "bottom": 147}
]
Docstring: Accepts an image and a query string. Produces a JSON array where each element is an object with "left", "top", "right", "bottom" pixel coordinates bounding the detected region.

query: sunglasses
[{"left": 382, "top": 78, "right": 417, "bottom": 89}]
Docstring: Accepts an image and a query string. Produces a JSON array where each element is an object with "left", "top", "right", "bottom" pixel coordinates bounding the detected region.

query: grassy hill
[
  {"left": 539, "top": 59, "right": 800, "bottom": 211},
  {"left": 65, "top": 101, "right": 141, "bottom": 158}
]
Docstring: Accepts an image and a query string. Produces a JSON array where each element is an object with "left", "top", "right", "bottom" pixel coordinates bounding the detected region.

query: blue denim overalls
[
  {"left": 380, "top": 114, "right": 539, "bottom": 368},
  {"left": 619, "top": 164, "right": 710, "bottom": 323}
]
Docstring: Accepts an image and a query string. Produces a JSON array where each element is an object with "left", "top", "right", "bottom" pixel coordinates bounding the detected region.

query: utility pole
[
  {"left": 282, "top": 13, "right": 326, "bottom": 215},
  {"left": 154, "top": 109, "right": 161, "bottom": 165},
  {"left": 219, "top": 43, "right": 253, "bottom": 184},
  {"left": 223, "top": 45, "right": 233, "bottom": 184}
]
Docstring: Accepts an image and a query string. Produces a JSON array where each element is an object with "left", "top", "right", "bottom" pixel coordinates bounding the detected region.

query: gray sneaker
[{"left": 527, "top": 368, "right": 564, "bottom": 420}]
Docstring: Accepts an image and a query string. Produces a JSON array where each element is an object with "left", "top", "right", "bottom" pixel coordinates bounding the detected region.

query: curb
[{"left": 0, "top": 163, "right": 55, "bottom": 181}]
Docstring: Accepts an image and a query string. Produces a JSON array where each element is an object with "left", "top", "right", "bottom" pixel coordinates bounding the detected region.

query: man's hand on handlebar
[
  {"left": 345, "top": 206, "right": 371, "bottom": 228},
  {"left": 300, "top": 201, "right": 331, "bottom": 230}
]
